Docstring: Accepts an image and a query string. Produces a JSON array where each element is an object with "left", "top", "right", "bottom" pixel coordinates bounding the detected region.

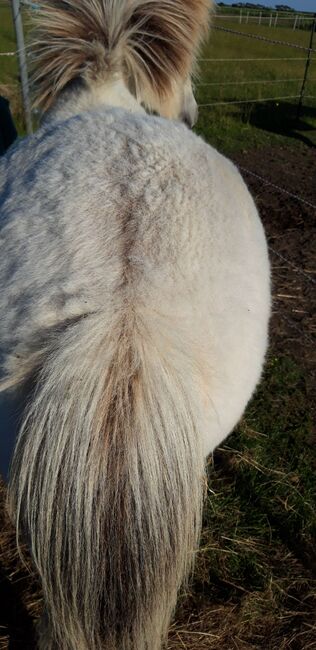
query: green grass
[
  {"left": 0, "top": 1, "right": 30, "bottom": 132},
  {"left": 170, "top": 355, "right": 316, "bottom": 647},
  {"left": 196, "top": 21, "right": 316, "bottom": 153}
]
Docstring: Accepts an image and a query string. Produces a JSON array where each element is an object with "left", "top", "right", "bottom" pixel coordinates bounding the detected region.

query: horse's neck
[{"left": 44, "top": 76, "right": 146, "bottom": 124}]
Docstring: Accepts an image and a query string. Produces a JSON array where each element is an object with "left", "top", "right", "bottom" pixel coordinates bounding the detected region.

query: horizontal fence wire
[
  {"left": 269, "top": 247, "right": 316, "bottom": 285},
  {"left": 213, "top": 25, "right": 316, "bottom": 53},
  {"left": 201, "top": 127, "right": 316, "bottom": 213},
  {"left": 200, "top": 127, "right": 316, "bottom": 217},
  {"left": 197, "top": 79, "right": 313, "bottom": 86},
  {"left": 199, "top": 57, "right": 313, "bottom": 61},
  {"left": 273, "top": 308, "right": 315, "bottom": 345},
  {"left": 238, "top": 166, "right": 316, "bottom": 211},
  {"left": 198, "top": 95, "right": 315, "bottom": 107},
  {"left": 0, "top": 4, "right": 314, "bottom": 328},
  {"left": 236, "top": 167, "right": 316, "bottom": 286}
]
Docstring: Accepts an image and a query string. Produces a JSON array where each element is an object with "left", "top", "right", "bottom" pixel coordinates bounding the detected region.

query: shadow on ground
[{"left": 244, "top": 101, "right": 316, "bottom": 148}]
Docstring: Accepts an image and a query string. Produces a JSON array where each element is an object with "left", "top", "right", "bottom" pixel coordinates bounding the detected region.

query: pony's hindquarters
[
  {"left": 8, "top": 310, "right": 205, "bottom": 650},
  {"left": 1, "top": 100, "right": 270, "bottom": 649}
]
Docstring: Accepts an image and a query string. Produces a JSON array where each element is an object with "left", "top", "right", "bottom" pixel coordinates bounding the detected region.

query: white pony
[{"left": 0, "top": 1, "right": 270, "bottom": 648}]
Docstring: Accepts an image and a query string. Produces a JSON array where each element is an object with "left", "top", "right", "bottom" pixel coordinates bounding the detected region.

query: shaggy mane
[{"left": 30, "top": 0, "right": 211, "bottom": 111}]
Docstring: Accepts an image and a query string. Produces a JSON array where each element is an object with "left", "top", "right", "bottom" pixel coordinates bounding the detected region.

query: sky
[{"left": 224, "top": 1, "right": 316, "bottom": 12}]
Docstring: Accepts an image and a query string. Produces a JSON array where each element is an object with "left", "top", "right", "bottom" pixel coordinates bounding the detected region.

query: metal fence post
[
  {"left": 11, "top": 0, "right": 33, "bottom": 134},
  {"left": 296, "top": 14, "right": 316, "bottom": 122}
]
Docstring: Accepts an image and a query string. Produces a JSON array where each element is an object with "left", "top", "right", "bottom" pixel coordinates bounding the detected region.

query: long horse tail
[{"left": 8, "top": 309, "right": 205, "bottom": 649}]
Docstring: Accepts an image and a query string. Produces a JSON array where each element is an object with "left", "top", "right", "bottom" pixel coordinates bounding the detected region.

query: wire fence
[
  {"left": 200, "top": 58, "right": 313, "bottom": 61},
  {"left": 198, "top": 79, "right": 315, "bottom": 86},
  {"left": 198, "top": 16, "right": 316, "bottom": 117},
  {"left": 1, "top": 4, "right": 316, "bottom": 125}
]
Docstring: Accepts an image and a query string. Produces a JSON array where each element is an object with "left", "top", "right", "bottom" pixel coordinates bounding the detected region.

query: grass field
[
  {"left": 196, "top": 18, "right": 316, "bottom": 152},
  {"left": 0, "top": 3, "right": 316, "bottom": 649}
]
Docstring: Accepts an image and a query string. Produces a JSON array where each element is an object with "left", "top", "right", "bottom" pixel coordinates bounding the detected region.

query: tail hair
[
  {"left": 29, "top": 0, "right": 211, "bottom": 111},
  {"left": 8, "top": 311, "right": 205, "bottom": 649}
]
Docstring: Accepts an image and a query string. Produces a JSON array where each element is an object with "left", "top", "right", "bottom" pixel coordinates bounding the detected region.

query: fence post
[
  {"left": 239, "top": 9, "right": 242, "bottom": 24},
  {"left": 246, "top": 11, "right": 249, "bottom": 24},
  {"left": 269, "top": 14, "right": 273, "bottom": 28},
  {"left": 259, "top": 12, "right": 262, "bottom": 26},
  {"left": 11, "top": 0, "right": 33, "bottom": 134},
  {"left": 296, "top": 14, "right": 316, "bottom": 121},
  {"left": 293, "top": 14, "right": 298, "bottom": 31}
]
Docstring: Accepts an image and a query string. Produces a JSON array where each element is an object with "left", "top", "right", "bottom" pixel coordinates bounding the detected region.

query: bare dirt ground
[
  {"left": 233, "top": 145, "right": 316, "bottom": 423},
  {"left": 0, "top": 143, "right": 315, "bottom": 649}
]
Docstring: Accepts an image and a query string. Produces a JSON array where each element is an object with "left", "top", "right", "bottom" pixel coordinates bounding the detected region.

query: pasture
[
  {"left": 196, "top": 18, "right": 316, "bottom": 152},
  {"left": 0, "top": 3, "right": 316, "bottom": 649}
]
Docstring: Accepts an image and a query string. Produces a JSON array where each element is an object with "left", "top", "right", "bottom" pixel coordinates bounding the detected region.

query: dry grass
[
  {"left": 1, "top": 356, "right": 316, "bottom": 649},
  {"left": 0, "top": 480, "right": 42, "bottom": 649}
]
